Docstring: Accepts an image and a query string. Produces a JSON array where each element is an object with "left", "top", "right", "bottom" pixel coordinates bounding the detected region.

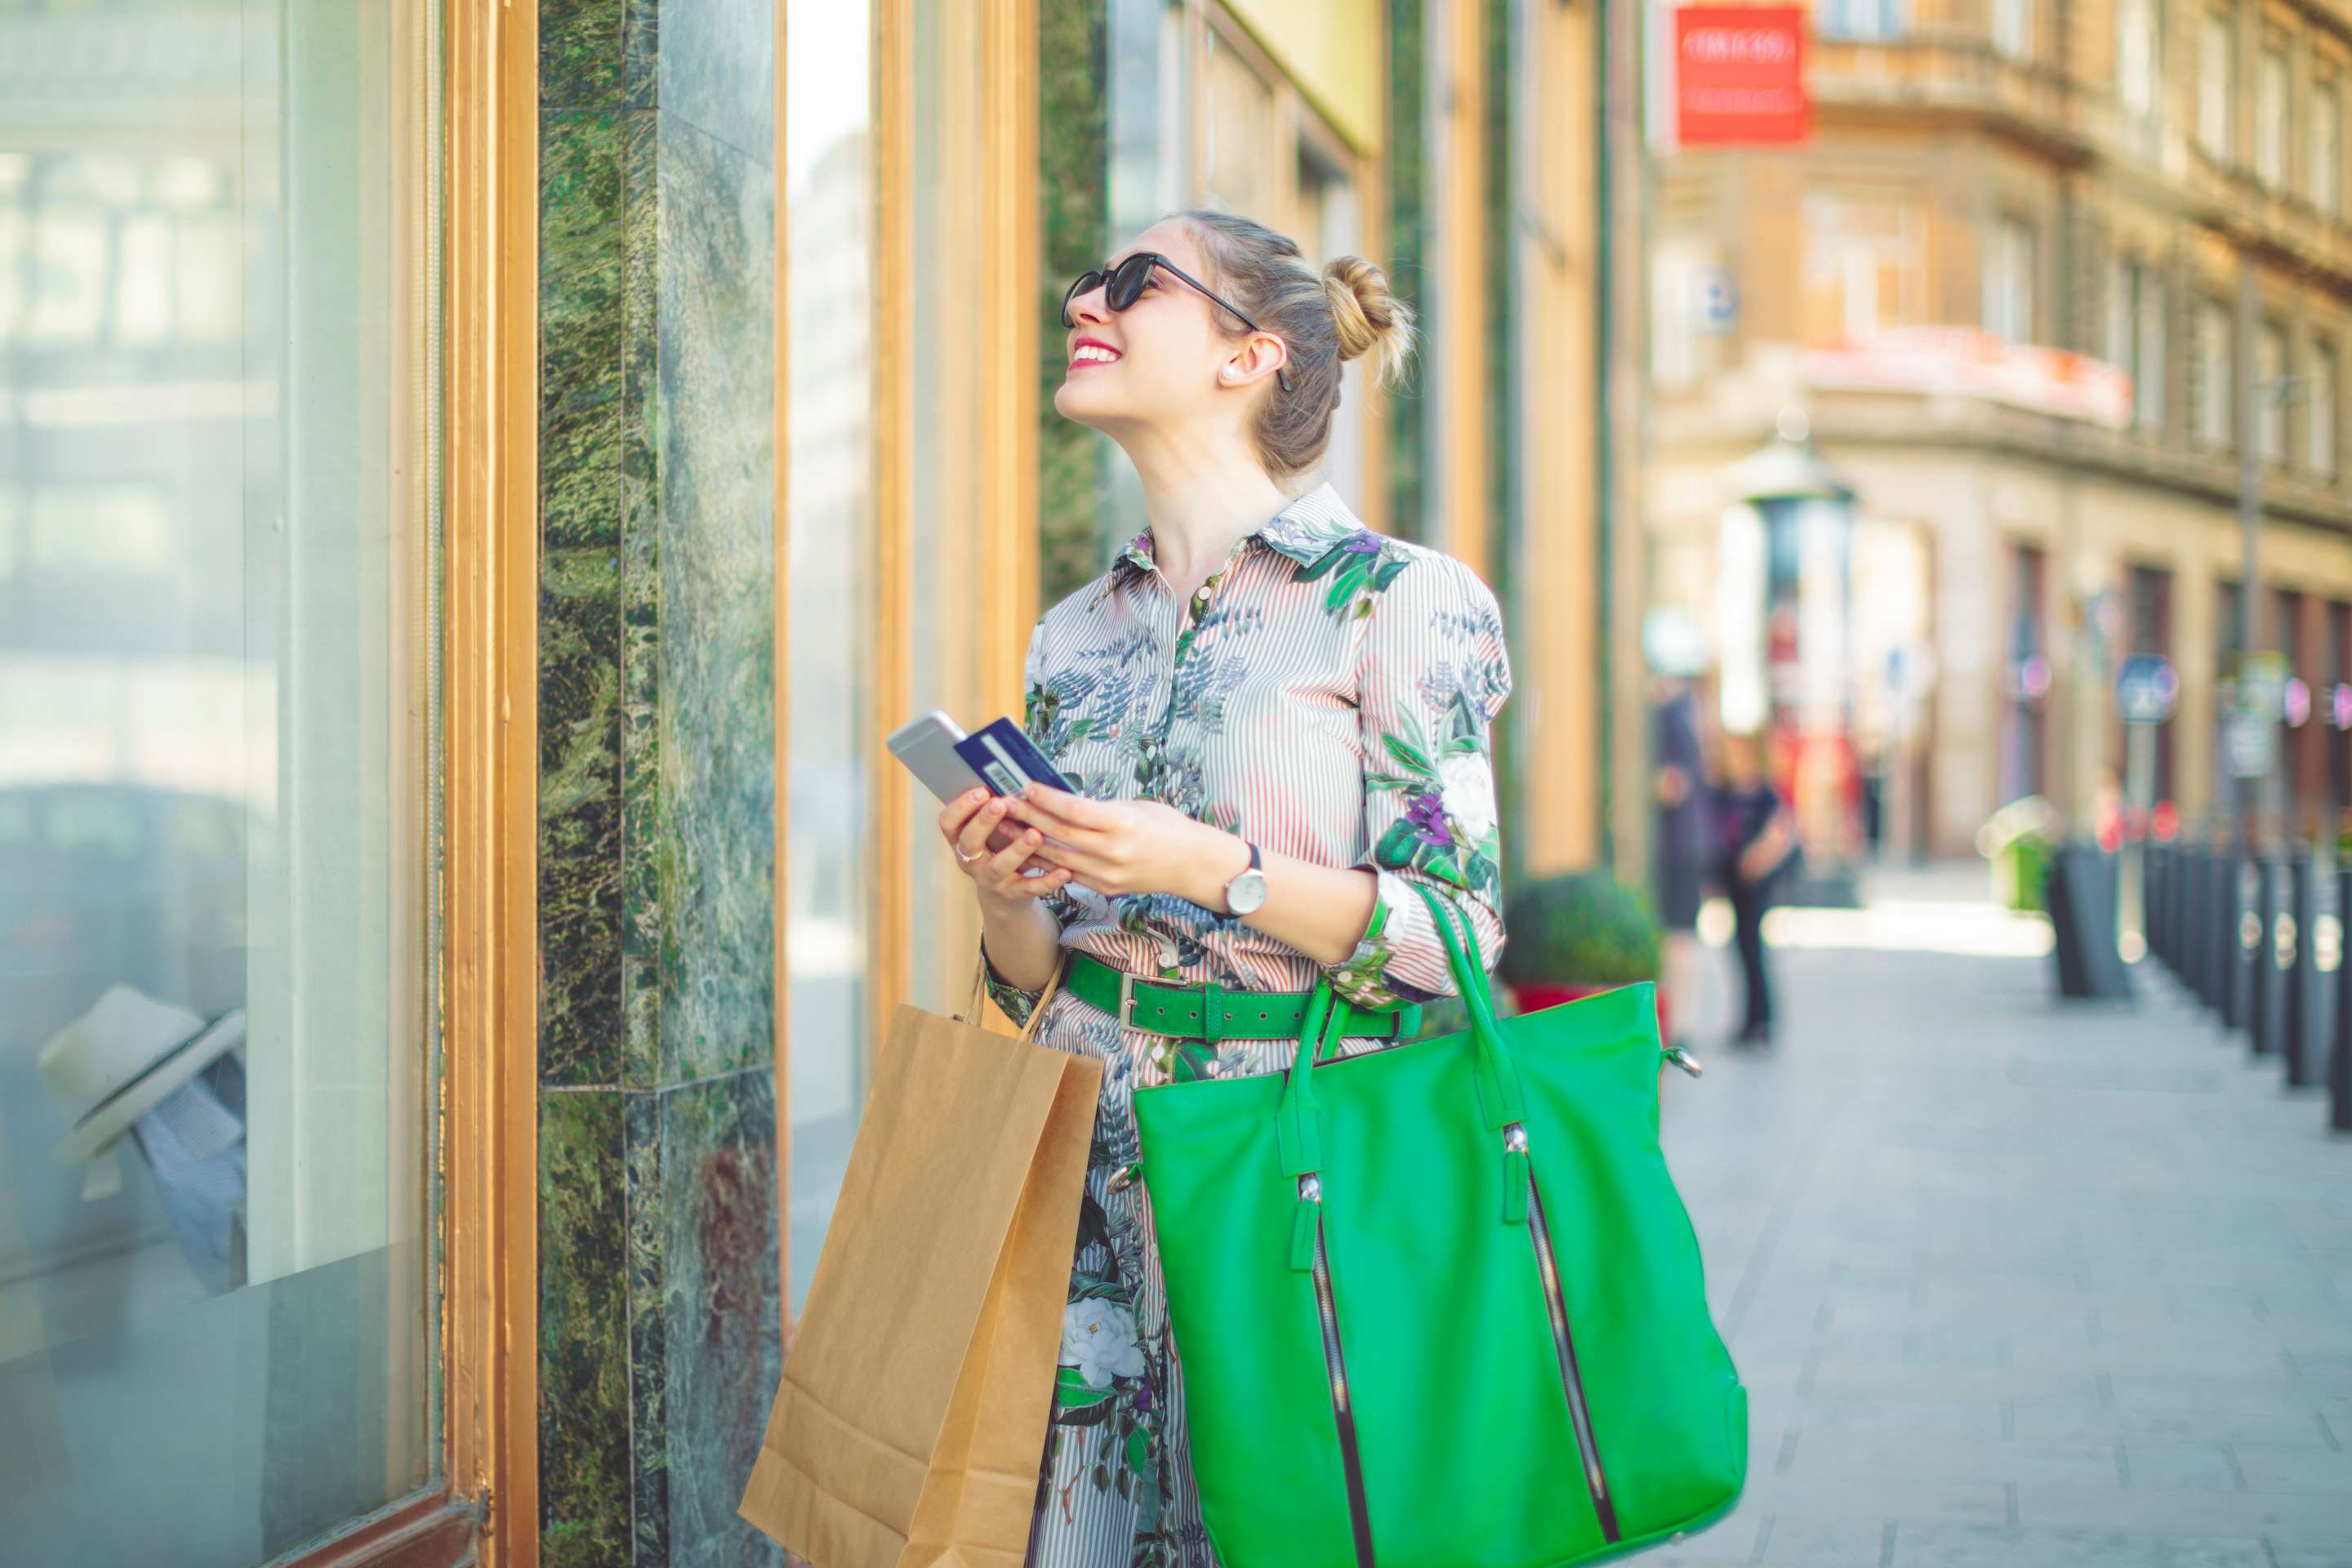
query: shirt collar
[{"left": 1108, "top": 482, "right": 1364, "bottom": 585}]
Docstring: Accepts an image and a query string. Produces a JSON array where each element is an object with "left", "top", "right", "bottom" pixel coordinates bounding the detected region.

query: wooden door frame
[{"left": 434, "top": 0, "right": 541, "bottom": 1558}]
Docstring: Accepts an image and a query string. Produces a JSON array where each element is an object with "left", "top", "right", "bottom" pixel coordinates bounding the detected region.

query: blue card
[{"left": 953, "top": 717, "right": 1076, "bottom": 799}]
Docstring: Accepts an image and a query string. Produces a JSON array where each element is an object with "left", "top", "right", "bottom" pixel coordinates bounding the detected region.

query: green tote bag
[{"left": 1129, "top": 884, "right": 1746, "bottom": 1568}]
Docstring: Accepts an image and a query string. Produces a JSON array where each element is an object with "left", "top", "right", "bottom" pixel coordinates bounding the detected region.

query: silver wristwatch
[{"left": 1223, "top": 840, "right": 1267, "bottom": 916}]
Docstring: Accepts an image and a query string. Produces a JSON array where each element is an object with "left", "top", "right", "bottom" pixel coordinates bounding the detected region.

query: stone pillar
[{"left": 537, "top": 0, "right": 782, "bottom": 1562}]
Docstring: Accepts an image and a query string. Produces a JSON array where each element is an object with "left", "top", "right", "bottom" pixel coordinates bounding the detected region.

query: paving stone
[
  {"left": 2013, "top": 1483, "right": 2352, "bottom": 1536},
  {"left": 2118, "top": 1444, "right": 2239, "bottom": 1491},
  {"left": 2228, "top": 1446, "right": 2352, "bottom": 1494},
  {"left": 2011, "top": 1405, "right": 2336, "bottom": 1450},
  {"left": 2262, "top": 1539, "right": 2352, "bottom": 1567},
  {"left": 1784, "top": 1434, "right": 2119, "bottom": 1489},
  {"left": 1887, "top": 1523, "right": 2270, "bottom": 1567}
]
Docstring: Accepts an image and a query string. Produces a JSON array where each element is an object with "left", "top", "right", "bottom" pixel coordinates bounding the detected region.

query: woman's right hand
[{"left": 938, "top": 787, "right": 1076, "bottom": 905}]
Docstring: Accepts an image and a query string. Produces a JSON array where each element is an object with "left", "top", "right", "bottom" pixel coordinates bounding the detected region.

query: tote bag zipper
[
  {"left": 1300, "top": 1174, "right": 1378, "bottom": 1567},
  {"left": 1504, "top": 1123, "right": 1621, "bottom": 1543}
]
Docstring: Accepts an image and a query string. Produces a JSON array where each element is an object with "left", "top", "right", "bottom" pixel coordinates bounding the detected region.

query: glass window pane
[
  {"left": 0, "top": 0, "right": 440, "bottom": 1562},
  {"left": 2313, "top": 342, "right": 2338, "bottom": 476},
  {"left": 783, "top": 0, "right": 874, "bottom": 1317},
  {"left": 2199, "top": 15, "right": 2234, "bottom": 157},
  {"left": 2257, "top": 50, "right": 2287, "bottom": 185},
  {"left": 1203, "top": 33, "right": 1276, "bottom": 218}
]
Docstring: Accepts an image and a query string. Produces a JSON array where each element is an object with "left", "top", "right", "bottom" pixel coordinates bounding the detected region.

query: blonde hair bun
[{"left": 1321, "top": 256, "right": 1415, "bottom": 391}]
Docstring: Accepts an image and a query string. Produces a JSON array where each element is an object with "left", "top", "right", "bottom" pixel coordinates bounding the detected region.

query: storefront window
[
  {"left": 1203, "top": 27, "right": 1278, "bottom": 218},
  {"left": 0, "top": 0, "right": 440, "bottom": 1561},
  {"left": 782, "top": 0, "right": 875, "bottom": 1316}
]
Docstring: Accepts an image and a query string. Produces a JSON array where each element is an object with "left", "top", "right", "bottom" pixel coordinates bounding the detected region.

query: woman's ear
[{"left": 1219, "top": 333, "right": 1288, "bottom": 390}]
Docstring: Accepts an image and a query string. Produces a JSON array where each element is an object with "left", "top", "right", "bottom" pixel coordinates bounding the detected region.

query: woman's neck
[{"left": 1118, "top": 426, "right": 1298, "bottom": 592}]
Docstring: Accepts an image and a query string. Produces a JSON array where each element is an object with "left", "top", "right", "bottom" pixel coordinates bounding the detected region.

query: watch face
[{"left": 1227, "top": 868, "right": 1269, "bottom": 915}]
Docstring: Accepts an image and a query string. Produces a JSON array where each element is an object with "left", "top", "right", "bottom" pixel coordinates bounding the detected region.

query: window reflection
[
  {"left": 784, "top": 0, "right": 875, "bottom": 1317},
  {"left": 0, "top": 1, "right": 438, "bottom": 1561}
]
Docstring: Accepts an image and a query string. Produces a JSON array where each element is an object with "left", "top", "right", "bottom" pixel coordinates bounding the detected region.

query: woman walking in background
[
  {"left": 1650, "top": 671, "right": 1710, "bottom": 1048},
  {"left": 1715, "top": 731, "right": 1796, "bottom": 1047},
  {"left": 935, "top": 211, "right": 1512, "bottom": 1567}
]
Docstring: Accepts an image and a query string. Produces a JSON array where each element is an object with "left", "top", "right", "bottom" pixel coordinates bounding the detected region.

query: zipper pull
[
  {"left": 1502, "top": 1124, "right": 1530, "bottom": 1225},
  {"left": 1290, "top": 1174, "right": 1322, "bottom": 1271}
]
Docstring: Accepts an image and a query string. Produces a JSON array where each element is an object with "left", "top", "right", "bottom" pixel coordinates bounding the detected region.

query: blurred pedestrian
[
  {"left": 1715, "top": 731, "right": 1796, "bottom": 1047},
  {"left": 1651, "top": 675, "right": 1709, "bottom": 1047}
]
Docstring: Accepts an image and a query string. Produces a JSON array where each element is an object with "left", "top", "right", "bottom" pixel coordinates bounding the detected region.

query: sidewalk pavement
[{"left": 1654, "top": 861, "right": 2352, "bottom": 1568}]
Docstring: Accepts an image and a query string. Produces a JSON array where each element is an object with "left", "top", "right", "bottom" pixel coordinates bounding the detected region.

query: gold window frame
[{"left": 431, "top": 0, "right": 541, "bottom": 1563}]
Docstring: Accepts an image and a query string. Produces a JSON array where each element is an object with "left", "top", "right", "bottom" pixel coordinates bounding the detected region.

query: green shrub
[{"left": 1495, "top": 871, "right": 1663, "bottom": 989}]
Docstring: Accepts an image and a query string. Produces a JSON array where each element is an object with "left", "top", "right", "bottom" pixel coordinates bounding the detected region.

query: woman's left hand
[{"left": 1004, "top": 784, "right": 1242, "bottom": 904}]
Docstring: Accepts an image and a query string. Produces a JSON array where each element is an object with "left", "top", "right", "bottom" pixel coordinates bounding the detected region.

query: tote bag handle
[{"left": 1276, "top": 885, "right": 1529, "bottom": 1194}]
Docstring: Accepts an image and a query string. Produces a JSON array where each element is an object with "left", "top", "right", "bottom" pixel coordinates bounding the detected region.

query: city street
[{"left": 1657, "top": 864, "right": 2352, "bottom": 1568}]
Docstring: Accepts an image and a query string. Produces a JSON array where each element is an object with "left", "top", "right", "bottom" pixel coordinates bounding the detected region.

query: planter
[{"left": 1508, "top": 981, "right": 1669, "bottom": 1044}]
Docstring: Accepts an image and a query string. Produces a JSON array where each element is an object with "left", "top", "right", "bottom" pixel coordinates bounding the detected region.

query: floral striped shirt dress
[{"left": 983, "top": 483, "right": 1513, "bottom": 1568}]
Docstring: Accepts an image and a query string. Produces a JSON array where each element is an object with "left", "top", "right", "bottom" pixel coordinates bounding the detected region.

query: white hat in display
[{"left": 40, "top": 984, "right": 249, "bottom": 1171}]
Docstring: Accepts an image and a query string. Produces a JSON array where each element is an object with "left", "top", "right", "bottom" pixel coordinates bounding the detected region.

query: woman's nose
[{"left": 1067, "top": 283, "right": 1111, "bottom": 326}]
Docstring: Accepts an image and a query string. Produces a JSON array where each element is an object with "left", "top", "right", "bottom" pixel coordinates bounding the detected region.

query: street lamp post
[{"left": 1722, "top": 413, "right": 1862, "bottom": 905}]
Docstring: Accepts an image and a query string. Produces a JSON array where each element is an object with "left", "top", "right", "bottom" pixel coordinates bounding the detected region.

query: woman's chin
[{"left": 1053, "top": 378, "right": 1116, "bottom": 426}]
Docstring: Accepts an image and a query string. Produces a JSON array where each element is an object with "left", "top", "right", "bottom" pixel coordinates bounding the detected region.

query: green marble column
[{"left": 538, "top": 0, "right": 781, "bottom": 1563}]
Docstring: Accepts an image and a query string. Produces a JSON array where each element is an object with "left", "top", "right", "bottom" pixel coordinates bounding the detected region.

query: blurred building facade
[{"left": 1646, "top": 0, "right": 2352, "bottom": 859}]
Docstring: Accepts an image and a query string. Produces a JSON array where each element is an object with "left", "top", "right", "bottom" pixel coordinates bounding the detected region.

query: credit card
[{"left": 952, "top": 717, "right": 1076, "bottom": 799}]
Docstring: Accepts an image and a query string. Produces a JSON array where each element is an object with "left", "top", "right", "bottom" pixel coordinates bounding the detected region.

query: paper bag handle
[{"left": 960, "top": 940, "right": 1069, "bottom": 1043}]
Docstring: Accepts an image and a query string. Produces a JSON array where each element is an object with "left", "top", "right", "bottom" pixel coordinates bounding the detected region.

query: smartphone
[
  {"left": 887, "top": 710, "right": 987, "bottom": 805},
  {"left": 953, "top": 717, "right": 1076, "bottom": 799}
]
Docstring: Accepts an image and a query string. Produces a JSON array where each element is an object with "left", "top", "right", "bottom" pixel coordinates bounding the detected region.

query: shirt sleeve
[
  {"left": 1322, "top": 550, "right": 1514, "bottom": 1010},
  {"left": 979, "top": 619, "right": 1084, "bottom": 1027}
]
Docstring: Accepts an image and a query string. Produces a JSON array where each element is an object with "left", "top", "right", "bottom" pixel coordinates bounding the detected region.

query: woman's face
[{"left": 1052, "top": 220, "right": 1280, "bottom": 437}]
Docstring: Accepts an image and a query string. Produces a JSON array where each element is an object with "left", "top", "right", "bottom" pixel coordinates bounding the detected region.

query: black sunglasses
[{"left": 1061, "top": 252, "right": 1294, "bottom": 394}]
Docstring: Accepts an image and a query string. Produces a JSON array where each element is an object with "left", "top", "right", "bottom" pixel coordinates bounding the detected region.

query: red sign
[{"left": 1675, "top": 7, "right": 1809, "bottom": 146}]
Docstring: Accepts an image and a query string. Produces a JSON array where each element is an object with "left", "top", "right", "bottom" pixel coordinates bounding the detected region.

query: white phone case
[{"left": 887, "top": 710, "right": 987, "bottom": 804}]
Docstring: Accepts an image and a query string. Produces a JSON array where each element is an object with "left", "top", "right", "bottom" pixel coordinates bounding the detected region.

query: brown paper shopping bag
[{"left": 742, "top": 960, "right": 1098, "bottom": 1568}]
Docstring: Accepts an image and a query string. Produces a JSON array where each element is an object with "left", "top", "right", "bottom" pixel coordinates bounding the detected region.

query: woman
[
  {"left": 1713, "top": 731, "right": 1795, "bottom": 1047},
  {"left": 934, "top": 212, "right": 1512, "bottom": 1568}
]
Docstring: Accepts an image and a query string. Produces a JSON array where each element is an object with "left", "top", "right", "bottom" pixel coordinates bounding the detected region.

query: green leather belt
[{"left": 1066, "top": 951, "right": 1419, "bottom": 1043}]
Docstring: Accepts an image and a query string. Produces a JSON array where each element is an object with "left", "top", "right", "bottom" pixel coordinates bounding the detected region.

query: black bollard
[
  {"left": 2334, "top": 866, "right": 2352, "bottom": 1132},
  {"left": 2230, "top": 851, "right": 2248, "bottom": 1034},
  {"left": 2182, "top": 851, "right": 2201, "bottom": 1010},
  {"left": 2250, "top": 858, "right": 2277, "bottom": 1054},
  {"left": 2285, "top": 853, "right": 2318, "bottom": 1086},
  {"left": 2154, "top": 844, "right": 2175, "bottom": 972}
]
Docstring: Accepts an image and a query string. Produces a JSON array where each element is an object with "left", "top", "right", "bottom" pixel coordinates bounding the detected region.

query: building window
[
  {"left": 2108, "top": 255, "right": 2166, "bottom": 430},
  {"left": 2200, "top": 13, "right": 2235, "bottom": 158},
  {"left": 2118, "top": 0, "right": 2161, "bottom": 119},
  {"left": 1652, "top": 243, "right": 1727, "bottom": 389},
  {"left": 1984, "top": 215, "right": 2034, "bottom": 344},
  {"left": 2257, "top": 48, "right": 2289, "bottom": 186},
  {"left": 2198, "top": 297, "right": 2235, "bottom": 446},
  {"left": 1, "top": 6, "right": 441, "bottom": 1557},
  {"left": 1800, "top": 191, "right": 1918, "bottom": 347},
  {"left": 2259, "top": 319, "right": 2288, "bottom": 464},
  {"left": 2312, "top": 338, "right": 2340, "bottom": 477},
  {"left": 1817, "top": 0, "right": 1907, "bottom": 41},
  {"left": 2128, "top": 563, "right": 2177, "bottom": 803},
  {"left": 1201, "top": 25, "right": 1278, "bottom": 218},
  {"left": 2316, "top": 82, "right": 2342, "bottom": 216},
  {"left": 2332, "top": 600, "right": 2352, "bottom": 813},
  {"left": 1993, "top": 0, "right": 2033, "bottom": 58}
]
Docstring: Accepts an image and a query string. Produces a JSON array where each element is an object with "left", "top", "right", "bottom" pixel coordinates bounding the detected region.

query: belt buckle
[{"left": 1119, "top": 969, "right": 1138, "bottom": 1031}]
